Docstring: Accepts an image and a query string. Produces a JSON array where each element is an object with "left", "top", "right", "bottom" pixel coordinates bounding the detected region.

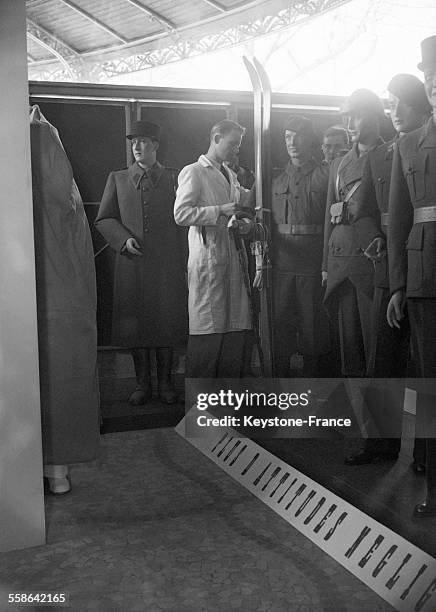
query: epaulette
[
  {"left": 166, "top": 166, "right": 180, "bottom": 174},
  {"left": 114, "top": 167, "right": 128, "bottom": 172}
]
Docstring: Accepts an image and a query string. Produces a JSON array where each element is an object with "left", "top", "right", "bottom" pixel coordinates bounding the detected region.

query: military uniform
[
  {"left": 95, "top": 161, "right": 188, "bottom": 348},
  {"left": 272, "top": 159, "right": 330, "bottom": 375},
  {"left": 323, "top": 144, "right": 377, "bottom": 376},
  {"left": 352, "top": 139, "right": 411, "bottom": 457},
  {"left": 388, "top": 117, "right": 436, "bottom": 509}
]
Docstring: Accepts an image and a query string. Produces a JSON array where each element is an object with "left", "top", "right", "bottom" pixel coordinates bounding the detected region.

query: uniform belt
[
  {"left": 380, "top": 213, "right": 389, "bottom": 226},
  {"left": 414, "top": 206, "right": 436, "bottom": 223},
  {"left": 277, "top": 224, "right": 323, "bottom": 235}
]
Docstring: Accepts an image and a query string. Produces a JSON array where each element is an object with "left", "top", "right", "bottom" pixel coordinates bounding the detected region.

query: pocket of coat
[
  {"left": 406, "top": 224, "right": 424, "bottom": 291},
  {"left": 405, "top": 154, "right": 427, "bottom": 201},
  {"left": 272, "top": 191, "right": 287, "bottom": 223}
]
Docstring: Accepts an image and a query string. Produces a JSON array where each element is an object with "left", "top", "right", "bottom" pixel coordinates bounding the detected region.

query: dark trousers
[
  {"left": 327, "top": 277, "right": 373, "bottom": 376},
  {"left": 408, "top": 299, "right": 436, "bottom": 494},
  {"left": 273, "top": 272, "right": 330, "bottom": 377},
  {"left": 186, "top": 331, "right": 247, "bottom": 378},
  {"left": 365, "top": 287, "right": 411, "bottom": 457}
]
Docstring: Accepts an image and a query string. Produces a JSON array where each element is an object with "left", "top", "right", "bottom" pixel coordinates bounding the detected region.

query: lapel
[
  {"left": 339, "top": 146, "right": 361, "bottom": 186},
  {"left": 199, "top": 154, "right": 232, "bottom": 197},
  {"left": 128, "top": 161, "right": 164, "bottom": 189},
  {"left": 128, "top": 162, "right": 145, "bottom": 189},
  {"left": 147, "top": 161, "right": 164, "bottom": 187}
]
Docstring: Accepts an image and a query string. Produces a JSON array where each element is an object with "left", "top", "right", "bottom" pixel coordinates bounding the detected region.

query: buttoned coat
[
  {"left": 323, "top": 145, "right": 376, "bottom": 303},
  {"left": 95, "top": 161, "right": 188, "bottom": 347},
  {"left": 174, "top": 155, "right": 251, "bottom": 335},
  {"left": 353, "top": 139, "right": 396, "bottom": 288},
  {"left": 388, "top": 118, "right": 436, "bottom": 297},
  {"left": 352, "top": 138, "right": 410, "bottom": 377}
]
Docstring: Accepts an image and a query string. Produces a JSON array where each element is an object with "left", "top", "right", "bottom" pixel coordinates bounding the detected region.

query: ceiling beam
[
  {"left": 26, "top": 31, "right": 75, "bottom": 79},
  {"left": 201, "top": 0, "right": 228, "bottom": 12},
  {"left": 123, "top": 0, "right": 176, "bottom": 31},
  {"left": 57, "top": 0, "right": 128, "bottom": 43},
  {"left": 26, "top": 18, "right": 80, "bottom": 57}
]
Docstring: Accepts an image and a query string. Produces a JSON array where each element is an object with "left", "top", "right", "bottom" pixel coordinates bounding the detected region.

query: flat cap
[
  {"left": 127, "top": 120, "right": 161, "bottom": 141},
  {"left": 418, "top": 35, "right": 436, "bottom": 71},
  {"left": 340, "top": 89, "right": 385, "bottom": 117},
  {"left": 387, "top": 73, "right": 431, "bottom": 115}
]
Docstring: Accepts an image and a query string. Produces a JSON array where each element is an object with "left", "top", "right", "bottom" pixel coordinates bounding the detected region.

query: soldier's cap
[
  {"left": 340, "top": 89, "right": 385, "bottom": 118},
  {"left": 284, "top": 115, "right": 315, "bottom": 138},
  {"left": 387, "top": 74, "right": 431, "bottom": 115},
  {"left": 127, "top": 120, "right": 161, "bottom": 141},
  {"left": 418, "top": 35, "right": 436, "bottom": 71}
]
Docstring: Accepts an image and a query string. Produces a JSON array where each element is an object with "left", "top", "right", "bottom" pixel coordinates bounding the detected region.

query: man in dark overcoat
[
  {"left": 95, "top": 121, "right": 188, "bottom": 405},
  {"left": 347, "top": 74, "right": 430, "bottom": 465},
  {"left": 387, "top": 35, "right": 436, "bottom": 517},
  {"left": 271, "top": 115, "right": 330, "bottom": 376},
  {"left": 322, "top": 90, "right": 384, "bottom": 377}
]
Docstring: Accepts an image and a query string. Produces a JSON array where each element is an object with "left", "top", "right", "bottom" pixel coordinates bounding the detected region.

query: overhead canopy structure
[{"left": 27, "top": 0, "right": 351, "bottom": 81}]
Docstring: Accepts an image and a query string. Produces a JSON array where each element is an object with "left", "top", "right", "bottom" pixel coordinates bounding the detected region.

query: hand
[
  {"left": 387, "top": 290, "right": 406, "bottom": 329},
  {"left": 321, "top": 271, "right": 328, "bottom": 287},
  {"left": 239, "top": 189, "right": 254, "bottom": 210},
  {"left": 220, "top": 201, "right": 240, "bottom": 216},
  {"left": 124, "top": 237, "right": 143, "bottom": 257},
  {"left": 363, "top": 237, "right": 386, "bottom": 262}
]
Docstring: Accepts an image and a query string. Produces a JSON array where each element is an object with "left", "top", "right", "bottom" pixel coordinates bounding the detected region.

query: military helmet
[
  {"left": 340, "top": 89, "right": 385, "bottom": 117},
  {"left": 387, "top": 74, "right": 431, "bottom": 115}
]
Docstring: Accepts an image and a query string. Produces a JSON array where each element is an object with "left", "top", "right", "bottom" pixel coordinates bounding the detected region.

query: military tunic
[
  {"left": 352, "top": 139, "right": 411, "bottom": 456},
  {"left": 271, "top": 159, "right": 330, "bottom": 365},
  {"left": 95, "top": 161, "right": 188, "bottom": 348},
  {"left": 353, "top": 139, "right": 410, "bottom": 377},
  {"left": 323, "top": 144, "right": 376, "bottom": 376},
  {"left": 388, "top": 117, "right": 436, "bottom": 494}
]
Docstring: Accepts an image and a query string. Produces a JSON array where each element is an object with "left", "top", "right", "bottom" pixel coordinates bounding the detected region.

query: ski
[{"left": 243, "top": 56, "right": 274, "bottom": 377}]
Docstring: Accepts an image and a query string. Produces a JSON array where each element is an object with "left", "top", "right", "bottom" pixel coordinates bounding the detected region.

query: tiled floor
[{"left": 0, "top": 428, "right": 394, "bottom": 611}]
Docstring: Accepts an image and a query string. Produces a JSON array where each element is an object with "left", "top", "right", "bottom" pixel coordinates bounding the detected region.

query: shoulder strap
[
  {"left": 335, "top": 156, "right": 346, "bottom": 201},
  {"left": 343, "top": 179, "right": 362, "bottom": 203}
]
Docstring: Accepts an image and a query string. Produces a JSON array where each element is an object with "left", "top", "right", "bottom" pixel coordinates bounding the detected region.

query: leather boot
[
  {"left": 129, "top": 348, "right": 152, "bottom": 405},
  {"left": 156, "top": 347, "right": 177, "bottom": 404}
]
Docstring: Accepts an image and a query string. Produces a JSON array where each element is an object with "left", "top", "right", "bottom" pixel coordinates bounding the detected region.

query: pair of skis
[{"left": 243, "top": 56, "right": 274, "bottom": 377}]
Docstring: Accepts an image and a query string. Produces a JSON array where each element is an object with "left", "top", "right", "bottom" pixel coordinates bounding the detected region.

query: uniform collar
[
  {"left": 352, "top": 138, "right": 383, "bottom": 158},
  {"left": 418, "top": 117, "right": 436, "bottom": 148},
  {"left": 285, "top": 158, "right": 317, "bottom": 176},
  {"left": 128, "top": 161, "right": 163, "bottom": 189}
]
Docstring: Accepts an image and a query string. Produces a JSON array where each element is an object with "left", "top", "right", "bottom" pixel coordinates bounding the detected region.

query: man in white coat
[{"left": 174, "top": 119, "right": 252, "bottom": 377}]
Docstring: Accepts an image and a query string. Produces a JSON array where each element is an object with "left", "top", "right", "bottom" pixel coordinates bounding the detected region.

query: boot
[
  {"left": 129, "top": 348, "right": 152, "bottom": 405},
  {"left": 156, "top": 347, "right": 177, "bottom": 404}
]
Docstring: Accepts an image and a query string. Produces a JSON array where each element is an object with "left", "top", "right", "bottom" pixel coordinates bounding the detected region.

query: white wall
[{"left": 0, "top": 0, "right": 45, "bottom": 551}]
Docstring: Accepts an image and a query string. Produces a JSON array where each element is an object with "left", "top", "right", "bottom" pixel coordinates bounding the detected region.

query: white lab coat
[{"left": 174, "top": 154, "right": 251, "bottom": 334}]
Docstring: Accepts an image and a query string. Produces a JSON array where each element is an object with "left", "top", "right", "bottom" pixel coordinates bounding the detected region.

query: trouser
[
  {"left": 364, "top": 287, "right": 411, "bottom": 456},
  {"left": 186, "top": 331, "right": 248, "bottom": 378},
  {"left": 325, "top": 276, "right": 374, "bottom": 377},
  {"left": 408, "top": 299, "right": 436, "bottom": 494},
  {"left": 273, "top": 272, "right": 330, "bottom": 377}
]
